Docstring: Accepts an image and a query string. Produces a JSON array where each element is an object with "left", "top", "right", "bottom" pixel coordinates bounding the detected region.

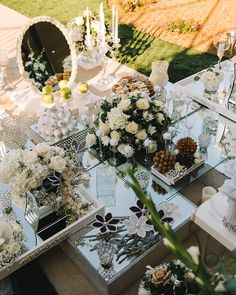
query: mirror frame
[{"left": 17, "top": 16, "right": 77, "bottom": 93}]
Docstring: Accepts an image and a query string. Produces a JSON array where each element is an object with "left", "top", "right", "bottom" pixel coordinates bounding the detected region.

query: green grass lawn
[{"left": 1, "top": 0, "right": 217, "bottom": 82}]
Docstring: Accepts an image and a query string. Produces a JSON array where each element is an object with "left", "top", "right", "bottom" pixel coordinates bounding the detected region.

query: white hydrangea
[{"left": 107, "top": 107, "right": 129, "bottom": 130}]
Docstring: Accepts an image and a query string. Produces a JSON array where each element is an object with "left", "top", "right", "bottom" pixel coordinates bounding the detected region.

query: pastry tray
[{"left": 151, "top": 159, "right": 204, "bottom": 185}]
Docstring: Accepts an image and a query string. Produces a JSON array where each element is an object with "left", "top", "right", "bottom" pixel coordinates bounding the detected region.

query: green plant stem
[{"left": 127, "top": 169, "right": 218, "bottom": 294}]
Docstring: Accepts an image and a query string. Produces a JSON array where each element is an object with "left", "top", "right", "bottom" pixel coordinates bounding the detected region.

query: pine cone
[
  {"left": 176, "top": 151, "right": 195, "bottom": 169},
  {"left": 176, "top": 137, "right": 197, "bottom": 154},
  {"left": 153, "top": 150, "right": 176, "bottom": 174}
]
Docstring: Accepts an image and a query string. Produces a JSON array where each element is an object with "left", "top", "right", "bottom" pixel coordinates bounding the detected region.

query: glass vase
[
  {"left": 203, "top": 80, "right": 220, "bottom": 95},
  {"left": 97, "top": 240, "right": 116, "bottom": 269},
  {"left": 149, "top": 61, "right": 169, "bottom": 88}
]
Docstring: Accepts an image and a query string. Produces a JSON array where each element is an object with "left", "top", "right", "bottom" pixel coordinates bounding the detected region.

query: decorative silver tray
[{"left": 151, "top": 159, "right": 204, "bottom": 185}]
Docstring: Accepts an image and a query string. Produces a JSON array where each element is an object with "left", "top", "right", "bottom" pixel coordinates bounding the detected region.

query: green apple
[
  {"left": 41, "top": 94, "right": 54, "bottom": 104},
  {"left": 42, "top": 85, "right": 53, "bottom": 94},
  {"left": 77, "top": 81, "right": 89, "bottom": 94},
  {"left": 58, "top": 79, "right": 69, "bottom": 89},
  {"left": 60, "top": 87, "right": 72, "bottom": 100}
]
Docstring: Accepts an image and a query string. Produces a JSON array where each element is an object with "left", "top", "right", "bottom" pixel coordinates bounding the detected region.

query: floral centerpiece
[
  {"left": 68, "top": 10, "right": 114, "bottom": 53},
  {"left": 0, "top": 143, "right": 68, "bottom": 207},
  {"left": 194, "top": 67, "right": 223, "bottom": 94},
  {"left": 0, "top": 220, "right": 25, "bottom": 268},
  {"left": 139, "top": 260, "right": 199, "bottom": 295},
  {"left": 86, "top": 92, "right": 170, "bottom": 161},
  {"left": 0, "top": 143, "right": 90, "bottom": 224}
]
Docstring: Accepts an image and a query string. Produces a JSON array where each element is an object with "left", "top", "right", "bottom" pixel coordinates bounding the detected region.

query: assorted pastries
[
  {"left": 46, "top": 72, "right": 71, "bottom": 86},
  {"left": 112, "top": 75, "right": 155, "bottom": 97}
]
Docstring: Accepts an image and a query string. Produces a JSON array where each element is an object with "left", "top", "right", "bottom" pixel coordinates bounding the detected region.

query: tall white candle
[
  {"left": 112, "top": 4, "right": 115, "bottom": 39},
  {"left": 99, "top": 2, "right": 105, "bottom": 45},
  {"left": 86, "top": 7, "right": 91, "bottom": 48},
  {"left": 115, "top": 9, "right": 118, "bottom": 44}
]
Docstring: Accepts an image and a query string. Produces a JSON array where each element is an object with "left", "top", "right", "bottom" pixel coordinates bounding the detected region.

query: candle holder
[{"left": 0, "top": 49, "right": 15, "bottom": 91}]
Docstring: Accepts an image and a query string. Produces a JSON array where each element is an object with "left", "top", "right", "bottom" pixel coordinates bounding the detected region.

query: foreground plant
[{"left": 128, "top": 169, "right": 236, "bottom": 294}]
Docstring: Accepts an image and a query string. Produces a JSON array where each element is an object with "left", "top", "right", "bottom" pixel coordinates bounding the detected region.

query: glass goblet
[{"left": 213, "top": 34, "right": 230, "bottom": 70}]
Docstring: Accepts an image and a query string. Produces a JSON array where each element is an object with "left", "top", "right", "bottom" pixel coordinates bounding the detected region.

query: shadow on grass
[
  {"left": 116, "top": 23, "right": 218, "bottom": 82},
  {"left": 168, "top": 48, "right": 218, "bottom": 82},
  {"left": 116, "top": 24, "right": 155, "bottom": 64}
]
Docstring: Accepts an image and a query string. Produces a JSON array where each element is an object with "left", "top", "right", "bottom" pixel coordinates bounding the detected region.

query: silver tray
[{"left": 151, "top": 159, "right": 204, "bottom": 185}]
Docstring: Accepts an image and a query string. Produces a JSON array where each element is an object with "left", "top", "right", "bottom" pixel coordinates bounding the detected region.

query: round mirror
[{"left": 17, "top": 16, "right": 77, "bottom": 92}]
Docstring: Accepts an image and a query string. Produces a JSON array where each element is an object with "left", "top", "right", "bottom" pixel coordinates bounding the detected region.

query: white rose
[
  {"left": 148, "top": 142, "right": 157, "bottom": 153},
  {"left": 11, "top": 195, "right": 26, "bottom": 208},
  {"left": 49, "top": 156, "right": 67, "bottom": 173},
  {"left": 91, "top": 20, "right": 100, "bottom": 33},
  {"left": 74, "top": 16, "right": 84, "bottom": 27},
  {"left": 107, "top": 107, "right": 129, "bottom": 130},
  {"left": 117, "top": 144, "right": 125, "bottom": 155},
  {"left": 154, "top": 100, "right": 164, "bottom": 107},
  {"left": 101, "top": 136, "right": 110, "bottom": 146},
  {"left": 187, "top": 246, "right": 200, "bottom": 265},
  {"left": 110, "top": 138, "right": 118, "bottom": 147},
  {"left": 70, "top": 29, "right": 83, "bottom": 42},
  {"left": 8, "top": 242, "right": 21, "bottom": 256},
  {"left": 110, "top": 131, "right": 121, "bottom": 141},
  {"left": 125, "top": 121, "right": 138, "bottom": 134},
  {"left": 136, "top": 129, "right": 147, "bottom": 140},
  {"left": 119, "top": 99, "right": 131, "bottom": 112},
  {"left": 12, "top": 223, "right": 22, "bottom": 234},
  {"left": 136, "top": 98, "right": 150, "bottom": 110},
  {"left": 148, "top": 125, "right": 156, "bottom": 135},
  {"left": 99, "top": 122, "right": 110, "bottom": 135},
  {"left": 156, "top": 113, "right": 165, "bottom": 124},
  {"left": 123, "top": 145, "right": 134, "bottom": 158},
  {"left": 86, "top": 133, "right": 97, "bottom": 146},
  {"left": 22, "top": 151, "right": 38, "bottom": 164},
  {"left": 33, "top": 143, "right": 51, "bottom": 154}
]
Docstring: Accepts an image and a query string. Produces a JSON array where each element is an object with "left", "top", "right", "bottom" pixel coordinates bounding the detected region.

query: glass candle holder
[{"left": 1, "top": 116, "right": 27, "bottom": 149}]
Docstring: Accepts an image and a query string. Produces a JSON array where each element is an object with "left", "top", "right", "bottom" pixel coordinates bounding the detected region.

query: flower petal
[
  {"left": 129, "top": 206, "right": 140, "bottom": 213},
  {"left": 100, "top": 226, "right": 107, "bottom": 234},
  {"left": 137, "top": 228, "right": 146, "bottom": 238},
  {"left": 92, "top": 221, "right": 103, "bottom": 228},
  {"left": 96, "top": 214, "right": 104, "bottom": 223},
  {"left": 126, "top": 225, "right": 137, "bottom": 235},
  {"left": 107, "top": 225, "right": 117, "bottom": 232},
  {"left": 105, "top": 212, "right": 112, "bottom": 222},
  {"left": 109, "top": 218, "right": 120, "bottom": 225}
]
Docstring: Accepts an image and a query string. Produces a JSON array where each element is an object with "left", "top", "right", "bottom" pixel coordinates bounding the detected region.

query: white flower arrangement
[
  {"left": 0, "top": 221, "right": 25, "bottom": 268},
  {"left": 0, "top": 143, "right": 69, "bottom": 206},
  {"left": 68, "top": 10, "right": 114, "bottom": 52},
  {"left": 86, "top": 92, "right": 170, "bottom": 159},
  {"left": 194, "top": 67, "right": 223, "bottom": 93},
  {"left": 138, "top": 260, "right": 198, "bottom": 295}
]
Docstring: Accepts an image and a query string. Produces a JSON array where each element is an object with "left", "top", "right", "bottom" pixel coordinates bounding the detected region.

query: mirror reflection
[{"left": 21, "top": 21, "right": 72, "bottom": 91}]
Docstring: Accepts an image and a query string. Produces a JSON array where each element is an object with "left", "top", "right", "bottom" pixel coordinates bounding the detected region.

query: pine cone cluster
[
  {"left": 176, "top": 137, "right": 197, "bottom": 154},
  {"left": 176, "top": 151, "right": 195, "bottom": 169},
  {"left": 175, "top": 137, "right": 197, "bottom": 168},
  {"left": 153, "top": 150, "right": 176, "bottom": 174}
]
